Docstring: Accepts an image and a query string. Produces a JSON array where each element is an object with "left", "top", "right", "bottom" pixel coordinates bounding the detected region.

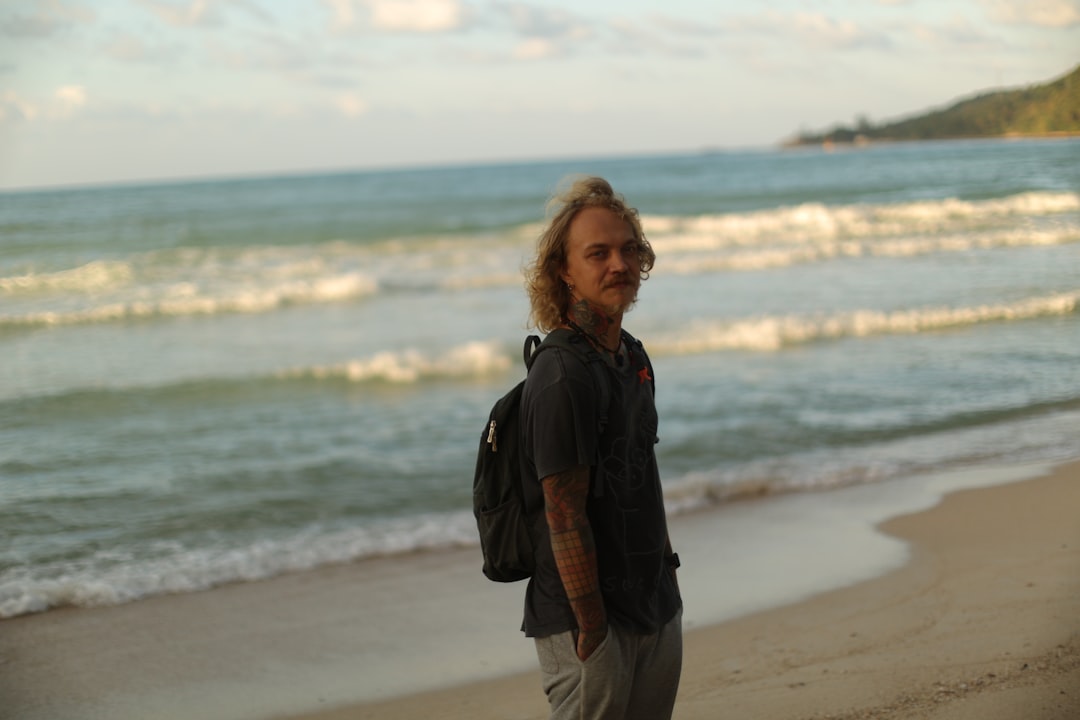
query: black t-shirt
[{"left": 520, "top": 332, "right": 682, "bottom": 637}]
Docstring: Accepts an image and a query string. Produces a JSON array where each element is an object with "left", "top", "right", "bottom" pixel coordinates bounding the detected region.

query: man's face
[{"left": 561, "top": 206, "right": 642, "bottom": 318}]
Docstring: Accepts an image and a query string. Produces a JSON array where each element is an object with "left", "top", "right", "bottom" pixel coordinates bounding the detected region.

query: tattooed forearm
[
  {"left": 542, "top": 467, "right": 606, "bottom": 639},
  {"left": 550, "top": 524, "right": 599, "bottom": 601},
  {"left": 543, "top": 467, "right": 591, "bottom": 532}
]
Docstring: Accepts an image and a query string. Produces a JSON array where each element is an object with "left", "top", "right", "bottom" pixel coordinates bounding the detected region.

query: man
[{"left": 520, "top": 176, "right": 682, "bottom": 720}]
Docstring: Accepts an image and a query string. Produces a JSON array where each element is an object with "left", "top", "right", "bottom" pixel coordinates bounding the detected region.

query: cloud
[
  {"left": 0, "top": 90, "right": 38, "bottom": 121},
  {"left": 136, "top": 0, "right": 219, "bottom": 27},
  {"left": 0, "top": 86, "right": 90, "bottom": 123},
  {"left": 494, "top": 2, "right": 585, "bottom": 39},
  {"left": 324, "top": 0, "right": 358, "bottom": 30},
  {"left": 55, "top": 85, "right": 87, "bottom": 109},
  {"left": 983, "top": 0, "right": 1080, "bottom": 27},
  {"left": 908, "top": 17, "right": 1006, "bottom": 49},
  {"left": 460, "top": 2, "right": 592, "bottom": 61},
  {"left": 371, "top": 0, "right": 463, "bottom": 31},
  {"left": 327, "top": 0, "right": 465, "bottom": 33},
  {"left": 195, "top": 29, "right": 369, "bottom": 93},
  {"left": 102, "top": 31, "right": 184, "bottom": 64},
  {"left": 512, "top": 37, "right": 557, "bottom": 60},
  {"left": 448, "top": 6, "right": 715, "bottom": 64},
  {"left": 607, "top": 17, "right": 709, "bottom": 58},
  {"left": 0, "top": 0, "right": 96, "bottom": 38},
  {"left": 135, "top": 0, "right": 271, "bottom": 29},
  {"left": 716, "top": 10, "right": 894, "bottom": 52},
  {"left": 335, "top": 91, "right": 369, "bottom": 117},
  {"left": 54, "top": 85, "right": 86, "bottom": 116},
  {"left": 205, "top": 31, "right": 312, "bottom": 73},
  {"left": 643, "top": 14, "right": 724, "bottom": 37},
  {"left": 786, "top": 12, "right": 893, "bottom": 50}
]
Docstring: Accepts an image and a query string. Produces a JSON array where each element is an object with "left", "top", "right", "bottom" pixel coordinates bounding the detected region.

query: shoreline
[
  {"left": 280, "top": 459, "right": 1080, "bottom": 720},
  {"left": 2, "top": 458, "right": 1078, "bottom": 720},
  {"left": 780, "top": 132, "right": 1080, "bottom": 149}
]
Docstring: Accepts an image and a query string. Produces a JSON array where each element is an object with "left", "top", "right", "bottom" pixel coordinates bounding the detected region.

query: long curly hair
[{"left": 524, "top": 176, "right": 655, "bottom": 332}]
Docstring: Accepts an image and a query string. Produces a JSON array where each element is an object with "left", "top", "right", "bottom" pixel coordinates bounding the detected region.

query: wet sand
[{"left": 2, "top": 460, "right": 1078, "bottom": 720}]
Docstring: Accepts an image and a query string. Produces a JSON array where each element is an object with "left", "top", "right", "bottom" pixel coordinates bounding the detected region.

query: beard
[{"left": 602, "top": 277, "right": 640, "bottom": 316}]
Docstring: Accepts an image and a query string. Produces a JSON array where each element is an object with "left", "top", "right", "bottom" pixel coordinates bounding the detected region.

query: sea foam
[
  {"left": 3, "top": 191, "right": 1076, "bottom": 329},
  {"left": 0, "top": 272, "right": 379, "bottom": 327},
  {"left": 644, "top": 191, "right": 1080, "bottom": 250},
  {"left": 286, "top": 340, "right": 512, "bottom": 384},
  {"left": 0, "top": 511, "right": 479, "bottom": 618},
  {"left": 650, "top": 290, "right": 1080, "bottom": 353}
]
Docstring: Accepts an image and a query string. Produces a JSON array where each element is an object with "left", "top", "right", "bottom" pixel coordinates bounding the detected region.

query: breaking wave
[
  {"left": 2, "top": 191, "right": 1076, "bottom": 329},
  {"left": 651, "top": 290, "right": 1080, "bottom": 354}
]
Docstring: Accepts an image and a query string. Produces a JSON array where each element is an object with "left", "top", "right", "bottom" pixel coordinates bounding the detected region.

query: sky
[{"left": 0, "top": 0, "right": 1077, "bottom": 190}]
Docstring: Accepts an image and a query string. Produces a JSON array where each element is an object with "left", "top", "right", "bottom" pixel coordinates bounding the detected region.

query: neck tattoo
[{"left": 566, "top": 299, "right": 623, "bottom": 359}]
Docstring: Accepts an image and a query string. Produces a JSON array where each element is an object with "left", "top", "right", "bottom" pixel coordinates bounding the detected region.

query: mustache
[{"left": 605, "top": 274, "right": 638, "bottom": 289}]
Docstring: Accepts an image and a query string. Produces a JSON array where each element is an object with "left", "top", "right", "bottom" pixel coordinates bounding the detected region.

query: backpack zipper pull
[{"left": 487, "top": 420, "right": 498, "bottom": 452}]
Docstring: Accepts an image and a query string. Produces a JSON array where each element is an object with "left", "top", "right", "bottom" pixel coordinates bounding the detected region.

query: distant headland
[{"left": 783, "top": 64, "right": 1080, "bottom": 148}]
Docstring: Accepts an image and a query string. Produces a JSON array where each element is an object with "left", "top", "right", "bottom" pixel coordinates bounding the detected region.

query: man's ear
[{"left": 559, "top": 263, "right": 572, "bottom": 287}]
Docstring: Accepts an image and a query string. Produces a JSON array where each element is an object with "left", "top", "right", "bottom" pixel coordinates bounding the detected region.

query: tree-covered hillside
[{"left": 786, "top": 64, "right": 1080, "bottom": 146}]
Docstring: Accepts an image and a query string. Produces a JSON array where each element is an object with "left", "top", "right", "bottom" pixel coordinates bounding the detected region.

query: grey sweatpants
[{"left": 533, "top": 609, "right": 683, "bottom": 720}]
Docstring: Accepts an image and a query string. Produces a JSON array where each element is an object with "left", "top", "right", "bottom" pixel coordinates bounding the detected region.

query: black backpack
[{"left": 472, "top": 328, "right": 611, "bottom": 582}]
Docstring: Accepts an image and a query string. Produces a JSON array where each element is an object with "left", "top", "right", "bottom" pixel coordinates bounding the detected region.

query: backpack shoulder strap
[
  {"left": 522, "top": 334, "right": 542, "bottom": 369},
  {"left": 528, "top": 329, "right": 612, "bottom": 433},
  {"left": 525, "top": 329, "right": 613, "bottom": 499}
]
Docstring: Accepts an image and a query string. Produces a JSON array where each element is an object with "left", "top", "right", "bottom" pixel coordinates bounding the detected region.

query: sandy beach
[{"left": 2, "top": 459, "right": 1078, "bottom": 720}]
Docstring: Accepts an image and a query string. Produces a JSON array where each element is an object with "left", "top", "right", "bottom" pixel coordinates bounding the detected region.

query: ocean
[{"left": 2, "top": 138, "right": 1079, "bottom": 620}]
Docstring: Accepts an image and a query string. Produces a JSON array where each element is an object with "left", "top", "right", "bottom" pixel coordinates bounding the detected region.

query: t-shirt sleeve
[{"left": 522, "top": 349, "right": 599, "bottom": 482}]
